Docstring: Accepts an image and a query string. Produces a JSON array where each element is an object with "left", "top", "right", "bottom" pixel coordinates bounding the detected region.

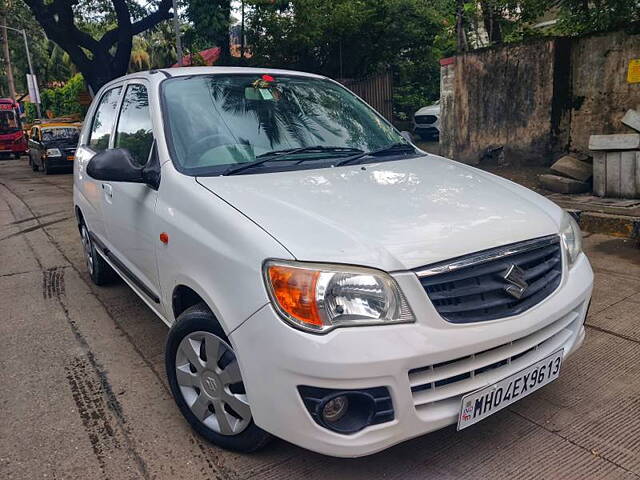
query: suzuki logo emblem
[
  {"left": 204, "top": 376, "right": 218, "bottom": 392},
  {"left": 502, "top": 264, "right": 528, "bottom": 299}
]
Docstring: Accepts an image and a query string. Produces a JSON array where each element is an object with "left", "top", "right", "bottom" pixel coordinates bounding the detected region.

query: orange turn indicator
[
  {"left": 159, "top": 232, "right": 169, "bottom": 244},
  {"left": 268, "top": 265, "right": 322, "bottom": 326}
]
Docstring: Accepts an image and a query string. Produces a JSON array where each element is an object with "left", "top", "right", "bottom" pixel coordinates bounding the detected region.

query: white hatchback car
[{"left": 74, "top": 67, "right": 593, "bottom": 457}]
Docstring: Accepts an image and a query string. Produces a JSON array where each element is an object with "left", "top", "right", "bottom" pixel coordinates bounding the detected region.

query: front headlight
[
  {"left": 263, "top": 260, "right": 415, "bottom": 333},
  {"left": 46, "top": 148, "right": 62, "bottom": 157},
  {"left": 560, "top": 211, "right": 582, "bottom": 269}
]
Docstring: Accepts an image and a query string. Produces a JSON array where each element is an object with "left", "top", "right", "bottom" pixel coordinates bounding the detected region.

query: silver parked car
[{"left": 413, "top": 100, "right": 440, "bottom": 140}]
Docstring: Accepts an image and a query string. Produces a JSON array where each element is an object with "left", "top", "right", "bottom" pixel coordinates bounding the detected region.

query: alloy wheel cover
[{"left": 175, "top": 331, "right": 251, "bottom": 436}]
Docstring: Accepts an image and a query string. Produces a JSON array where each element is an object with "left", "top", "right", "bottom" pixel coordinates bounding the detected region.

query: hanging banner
[{"left": 26, "top": 74, "right": 41, "bottom": 104}]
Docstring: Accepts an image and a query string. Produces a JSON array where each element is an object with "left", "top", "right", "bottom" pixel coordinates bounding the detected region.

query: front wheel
[
  {"left": 80, "top": 224, "right": 116, "bottom": 285},
  {"left": 43, "top": 158, "right": 52, "bottom": 175},
  {"left": 166, "top": 303, "right": 271, "bottom": 453}
]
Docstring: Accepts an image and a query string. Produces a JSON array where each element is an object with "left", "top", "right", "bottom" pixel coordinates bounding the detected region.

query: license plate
[
  {"left": 457, "top": 349, "right": 563, "bottom": 430},
  {"left": 67, "top": 155, "right": 75, "bottom": 161}
]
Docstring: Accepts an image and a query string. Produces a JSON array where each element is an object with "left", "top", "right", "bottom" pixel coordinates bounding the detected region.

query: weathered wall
[
  {"left": 570, "top": 31, "right": 640, "bottom": 152},
  {"left": 439, "top": 57, "right": 456, "bottom": 157},
  {"left": 441, "top": 30, "right": 640, "bottom": 166},
  {"left": 441, "top": 39, "right": 558, "bottom": 165}
]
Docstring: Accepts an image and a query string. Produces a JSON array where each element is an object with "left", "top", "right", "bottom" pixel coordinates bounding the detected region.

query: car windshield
[
  {"left": 161, "top": 74, "right": 406, "bottom": 175},
  {"left": 0, "top": 109, "right": 20, "bottom": 133},
  {"left": 42, "top": 127, "right": 80, "bottom": 142}
]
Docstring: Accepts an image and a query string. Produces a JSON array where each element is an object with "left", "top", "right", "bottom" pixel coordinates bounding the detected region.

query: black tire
[
  {"left": 166, "top": 303, "right": 272, "bottom": 453},
  {"left": 80, "top": 223, "right": 117, "bottom": 285},
  {"left": 43, "top": 158, "right": 52, "bottom": 175}
]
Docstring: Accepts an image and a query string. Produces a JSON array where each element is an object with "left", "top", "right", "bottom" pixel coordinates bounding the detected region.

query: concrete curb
[{"left": 567, "top": 209, "right": 640, "bottom": 239}]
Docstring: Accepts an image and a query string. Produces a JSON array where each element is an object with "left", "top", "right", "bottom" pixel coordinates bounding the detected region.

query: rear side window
[
  {"left": 114, "top": 84, "right": 154, "bottom": 165},
  {"left": 89, "top": 86, "right": 122, "bottom": 152}
]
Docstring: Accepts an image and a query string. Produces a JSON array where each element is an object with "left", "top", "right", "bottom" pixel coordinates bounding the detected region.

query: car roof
[
  {"left": 101, "top": 66, "right": 327, "bottom": 90},
  {"left": 40, "top": 122, "right": 81, "bottom": 128}
]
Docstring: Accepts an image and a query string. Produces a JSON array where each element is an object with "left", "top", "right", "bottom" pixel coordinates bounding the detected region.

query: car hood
[{"left": 196, "top": 155, "right": 562, "bottom": 272}]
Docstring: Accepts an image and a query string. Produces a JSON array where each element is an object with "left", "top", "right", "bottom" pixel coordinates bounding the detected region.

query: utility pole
[
  {"left": 0, "top": 5, "right": 16, "bottom": 100},
  {"left": 0, "top": 23, "right": 41, "bottom": 119},
  {"left": 172, "top": 0, "right": 183, "bottom": 66},
  {"left": 22, "top": 28, "right": 41, "bottom": 119}
]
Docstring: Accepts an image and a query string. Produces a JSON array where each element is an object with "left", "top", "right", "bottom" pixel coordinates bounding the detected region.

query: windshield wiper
[
  {"left": 256, "top": 145, "right": 363, "bottom": 159},
  {"left": 222, "top": 146, "right": 364, "bottom": 176},
  {"left": 335, "top": 142, "right": 416, "bottom": 167}
]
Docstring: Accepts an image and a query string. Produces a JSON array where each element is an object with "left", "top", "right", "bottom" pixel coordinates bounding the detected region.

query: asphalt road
[{"left": 1, "top": 157, "right": 640, "bottom": 480}]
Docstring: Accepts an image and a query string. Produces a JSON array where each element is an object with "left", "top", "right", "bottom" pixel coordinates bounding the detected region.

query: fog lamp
[{"left": 322, "top": 395, "right": 349, "bottom": 423}]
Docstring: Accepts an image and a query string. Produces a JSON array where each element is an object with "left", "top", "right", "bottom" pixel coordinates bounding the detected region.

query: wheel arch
[
  {"left": 171, "top": 283, "right": 227, "bottom": 333},
  {"left": 74, "top": 205, "right": 85, "bottom": 233}
]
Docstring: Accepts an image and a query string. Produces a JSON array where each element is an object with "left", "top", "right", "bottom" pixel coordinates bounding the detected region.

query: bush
[{"left": 39, "top": 74, "right": 88, "bottom": 119}]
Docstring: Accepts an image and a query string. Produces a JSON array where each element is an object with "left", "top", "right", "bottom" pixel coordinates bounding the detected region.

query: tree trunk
[
  {"left": 240, "top": 0, "right": 246, "bottom": 64},
  {"left": 455, "top": 0, "right": 468, "bottom": 53},
  {"left": 0, "top": 6, "right": 16, "bottom": 100},
  {"left": 83, "top": 62, "right": 118, "bottom": 96},
  {"left": 480, "top": 1, "right": 503, "bottom": 44},
  {"left": 217, "top": 0, "right": 232, "bottom": 64}
]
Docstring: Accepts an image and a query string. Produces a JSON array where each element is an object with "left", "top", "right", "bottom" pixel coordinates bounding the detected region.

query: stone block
[
  {"left": 621, "top": 109, "right": 640, "bottom": 133},
  {"left": 550, "top": 155, "right": 593, "bottom": 181},
  {"left": 573, "top": 152, "right": 593, "bottom": 163},
  {"left": 539, "top": 174, "right": 591, "bottom": 194},
  {"left": 589, "top": 134, "right": 640, "bottom": 150}
]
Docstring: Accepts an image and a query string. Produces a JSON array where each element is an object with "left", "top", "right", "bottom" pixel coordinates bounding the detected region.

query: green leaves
[
  {"left": 244, "top": 0, "right": 445, "bottom": 118},
  {"left": 451, "top": 0, "right": 640, "bottom": 52},
  {"left": 38, "top": 73, "right": 87, "bottom": 120},
  {"left": 183, "top": 0, "right": 231, "bottom": 56}
]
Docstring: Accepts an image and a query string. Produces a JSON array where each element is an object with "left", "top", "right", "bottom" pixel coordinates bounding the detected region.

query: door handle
[{"left": 102, "top": 183, "right": 113, "bottom": 201}]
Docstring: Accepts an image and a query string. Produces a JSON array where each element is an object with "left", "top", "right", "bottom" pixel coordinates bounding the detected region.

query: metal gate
[{"left": 338, "top": 69, "right": 394, "bottom": 122}]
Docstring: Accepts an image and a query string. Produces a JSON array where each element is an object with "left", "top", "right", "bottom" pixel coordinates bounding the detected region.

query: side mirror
[
  {"left": 87, "top": 148, "right": 144, "bottom": 183},
  {"left": 400, "top": 131, "right": 413, "bottom": 143}
]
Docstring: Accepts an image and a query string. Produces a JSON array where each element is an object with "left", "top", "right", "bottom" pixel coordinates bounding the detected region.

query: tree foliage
[
  {"left": 184, "top": 0, "right": 232, "bottom": 61},
  {"left": 11, "top": 0, "right": 640, "bottom": 122},
  {"left": 22, "top": 73, "right": 87, "bottom": 122},
  {"left": 555, "top": 0, "right": 640, "bottom": 36},
  {"left": 453, "top": 0, "right": 640, "bottom": 51},
  {"left": 0, "top": 0, "right": 73, "bottom": 97},
  {"left": 246, "top": 0, "right": 448, "bottom": 118}
]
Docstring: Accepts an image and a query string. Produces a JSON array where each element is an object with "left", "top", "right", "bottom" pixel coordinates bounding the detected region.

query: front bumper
[
  {"left": 414, "top": 124, "right": 440, "bottom": 138},
  {"left": 45, "top": 155, "right": 75, "bottom": 168},
  {"left": 0, "top": 145, "right": 27, "bottom": 154},
  {"left": 230, "top": 254, "right": 593, "bottom": 457}
]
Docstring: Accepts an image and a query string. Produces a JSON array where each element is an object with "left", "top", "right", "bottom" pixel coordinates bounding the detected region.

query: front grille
[
  {"left": 409, "top": 308, "right": 581, "bottom": 410},
  {"left": 415, "top": 114, "right": 437, "bottom": 124},
  {"left": 416, "top": 235, "right": 562, "bottom": 324}
]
